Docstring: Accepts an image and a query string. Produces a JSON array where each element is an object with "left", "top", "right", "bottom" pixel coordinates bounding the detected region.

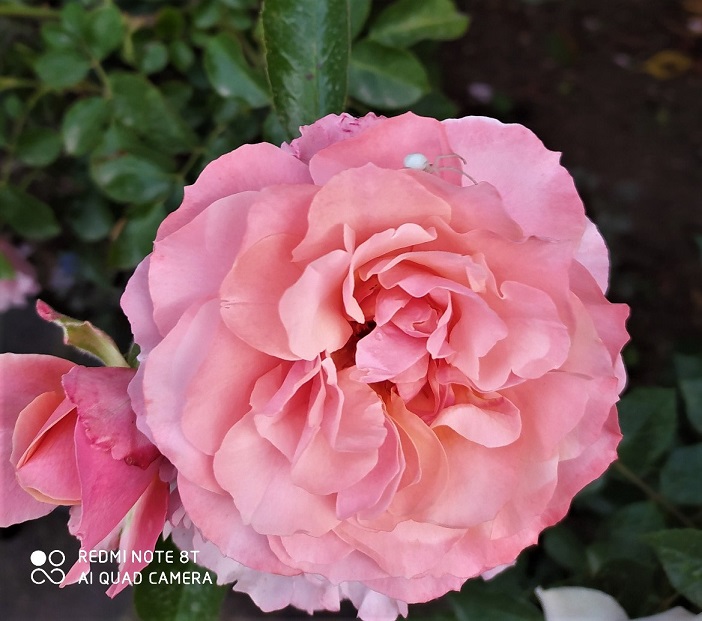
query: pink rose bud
[
  {"left": 122, "top": 113, "right": 629, "bottom": 619},
  {"left": 0, "top": 355, "right": 169, "bottom": 596}
]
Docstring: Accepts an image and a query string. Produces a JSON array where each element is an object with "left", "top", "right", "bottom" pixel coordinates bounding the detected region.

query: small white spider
[{"left": 403, "top": 152, "right": 478, "bottom": 185}]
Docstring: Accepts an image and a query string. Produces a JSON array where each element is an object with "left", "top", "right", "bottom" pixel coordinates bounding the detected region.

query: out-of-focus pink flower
[
  {"left": 123, "top": 112, "right": 629, "bottom": 618},
  {"left": 0, "top": 355, "right": 169, "bottom": 596},
  {"left": 0, "top": 238, "right": 39, "bottom": 312}
]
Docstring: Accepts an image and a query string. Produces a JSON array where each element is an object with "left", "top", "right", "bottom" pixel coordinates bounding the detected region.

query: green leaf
[
  {"left": 0, "top": 185, "right": 60, "bottom": 240},
  {"left": 193, "top": 0, "right": 222, "bottom": 30},
  {"left": 617, "top": 387, "right": 677, "bottom": 476},
  {"left": 350, "top": 0, "right": 372, "bottom": 39},
  {"left": 67, "top": 194, "right": 114, "bottom": 242},
  {"left": 41, "top": 22, "right": 76, "bottom": 50},
  {"left": 680, "top": 378, "right": 702, "bottom": 434},
  {"left": 109, "top": 202, "right": 165, "bottom": 269},
  {"left": 589, "top": 502, "right": 665, "bottom": 569},
  {"left": 203, "top": 34, "right": 269, "bottom": 107},
  {"left": 60, "top": 2, "right": 88, "bottom": 40},
  {"left": 349, "top": 40, "right": 429, "bottom": 109},
  {"left": 411, "top": 90, "right": 459, "bottom": 119},
  {"left": 606, "top": 502, "right": 666, "bottom": 539},
  {"left": 542, "top": 525, "right": 588, "bottom": 573},
  {"left": 91, "top": 123, "right": 175, "bottom": 172},
  {"left": 646, "top": 529, "right": 702, "bottom": 607},
  {"left": 3, "top": 95, "right": 23, "bottom": 120},
  {"left": 263, "top": 0, "right": 348, "bottom": 139},
  {"left": 451, "top": 582, "right": 541, "bottom": 621},
  {"left": 169, "top": 41, "right": 194, "bottom": 73},
  {"left": 16, "top": 127, "right": 62, "bottom": 167},
  {"left": 138, "top": 41, "right": 169, "bottom": 75},
  {"left": 91, "top": 154, "right": 173, "bottom": 205},
  {"left": 110, "top": 72, "right": 197, "bottom": 154},
  {"left": 369, "top": 0, "right": 469, "bottom": 48},
  {"left": 34, "top": 50, "right": 91, "bottom": 89},
  {"left": 591, "top": 558, "right": 658, "bottom": 617},
  {"left": 62, "top": 97, "right": 111, "bottom": 156},
  {"left": 263, "top": 109, "right": 288, "bottom": 146},
  {"left": 660, "top": 444, "right": 702, "bottom": 505},
  {"left": 86, "top": 3, "right": 125, "bottom": 60},
  {"left": 675, "top": 353, "right": 702, "bottom": 380},
  {"left": 36, "top": 299, "right": 129, "bottom": 367},
  {"left": 155, "top": 7, "right": 185, "bottom": 41},
  {"left": 134, "top": 537, "right": 227, "bottom": 621}
]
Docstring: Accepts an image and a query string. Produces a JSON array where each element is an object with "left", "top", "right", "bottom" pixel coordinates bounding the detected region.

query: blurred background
[{"left": 1, "top": 0, "right": 700, "bottom": 619}]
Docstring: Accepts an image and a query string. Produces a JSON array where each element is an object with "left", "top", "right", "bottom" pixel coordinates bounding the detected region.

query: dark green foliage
[
  {"left": 134, "top": 537, "right": 228, "bottom": 621},
  {"left": 0, "top": 0, "right": 467, "bottom": 313},
  {"left": 262, "top": 0, "right": 349, "bottom": 140}
]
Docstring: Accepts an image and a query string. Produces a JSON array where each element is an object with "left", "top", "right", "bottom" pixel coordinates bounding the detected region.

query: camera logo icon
[{"left": 30, "top": 550, "right": 66, "bottom": 585}]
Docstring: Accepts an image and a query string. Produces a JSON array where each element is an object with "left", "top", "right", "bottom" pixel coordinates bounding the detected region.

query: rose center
[{"left": 330, "top": 320, "right": 376, "bottom": 371}]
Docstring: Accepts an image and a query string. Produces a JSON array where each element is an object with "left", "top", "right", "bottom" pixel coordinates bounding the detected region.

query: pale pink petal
[
  {"left": 384, "top": 395, "right": 449, "bottom": 520},
  {"left": 355, "top": 323, "right": 428, "bottom": 383},
  {"left": 292, "top": 165, "right": 451, "bottom": 264},
  {"left": 362, "top": 571, "right": 465, "bottom": 604},
  {"left": 11, "top": 392, "right": 72, "bottom": 466},
  {"left": 283, "top": 112, "right": 384, "bottom": 162},
  {"left": 213, "top": 413, "right": 339, "bottom": 536},
  {"left": 277, "top": 530, "right": 353, "bottom": 567},
  {"left": 220, "top": 186, "right": 319, "bottom": 359},
  {"left": 341, "top": 582, "right": 408, "bottom": 621},
  {"left": 181, "top": 315, "right": 278, "bottom": 457},
  {"left": 336, "top": 418, "right": 404, "bottom": 521},
  {"left": 575, "top": 219, "right": 610, "bottom": 293},
  {"left": 343, "top": 223, "right": 438, "bottom": 323},
  {"left": 423, "top": 426, "right": 519, "bottom": 529},
  {"left": 291, "top": 372, "right": 386, "bottom": 495},
  {"left": 15, "top": 403, "right": 80, "bottom": 505},
  {"left": 336, "top": 518, "right": 463, "bottom": 580},
  {"left": 431, "top": 394, "right": 522, "bottom": 448},
  {"left": 121, "top": 256, "right": 160, "bottom": 355},
  {"left": 150, "top": 192, "right": 257, "bottom": 337},
  {"left": 279, "top": 249, "right": 352, "bottom": 359},
  {"left": 177, "top": 474, "right": 297, "bottom": 575},
  {"left": 234, "top": 571, "right": 342, "bottom": 615},
  {"left": 156, "top": 143, "right": 312, "bottom": 241},
  {"left": 410, "top": 175, "right": 523, "bottom": 239},
  {"left": 473, "top": 281, "right": 571, "bottom": 391},
  {"left": 308, "top": 112, "right": 452, "bottom": 186},
  {"left": 140, "top": 299, "right": 242, "bottom": 491},
  {"left": 251, "top": 360, "right": 323, "bottom": 461},
  {"left": 443, "top": 116, "right": 586, "bottom": 241}
]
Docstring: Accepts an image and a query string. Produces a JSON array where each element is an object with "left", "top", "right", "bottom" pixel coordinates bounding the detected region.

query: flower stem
[
  {"left": 614, "top": 461, "right": 696, "bottom": 528},
  {"left": 0, "top": 5, "right": 58, "bottom": 19}
]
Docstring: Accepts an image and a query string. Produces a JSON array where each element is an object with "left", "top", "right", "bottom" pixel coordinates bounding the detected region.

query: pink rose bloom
[
  {"left": 123, "top": 113, "right": 629, "bottom": 619},
  {"left": 0, "top": 238, "right": 39, "bottom": 312},
  {"left": 0, "top": 355, "right": 169, "bottom": 596}
]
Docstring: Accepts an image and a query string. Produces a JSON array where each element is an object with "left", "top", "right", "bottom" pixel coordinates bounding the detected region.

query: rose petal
[
  {"left": 443, "top": 116, "right": 586, "bottom": 241},
  {"left": 156, "top": 143, "right": 312, "bottom": 240},
  {"left": 63, "top": 366, "right": 158, "bottom": 468}
]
